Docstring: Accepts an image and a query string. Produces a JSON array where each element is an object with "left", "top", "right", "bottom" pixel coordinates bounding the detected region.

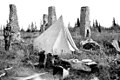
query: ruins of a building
[
  {"left": 8, "top": 4, "right": 20, "bottom": 33},
  {"left": 7, "top": 4, "right": 22, "bottom": 43},
  {"left": 47, "top": 6, "right": 57, "bottom": 29},
  {"left": 40, "top": 6, "right": 57, "bottom": 32},
  {"left": 40, "top": 14, "right": 48, "bottom": 32},
  {"left": 43, "top": 14, "right": 48, "bottom": 30},
  {"left": 80, "top": 6, "right": 91, "bottom": 38}
]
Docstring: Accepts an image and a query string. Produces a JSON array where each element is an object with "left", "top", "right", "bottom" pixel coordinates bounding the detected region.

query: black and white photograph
[{"left": 0, "top": 0, "right": 120, "bottom": 80}]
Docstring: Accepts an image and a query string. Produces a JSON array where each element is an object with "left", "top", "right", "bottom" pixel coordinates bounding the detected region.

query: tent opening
[
  {"left": 83, "top": 42, "right": 100, "bottom": 50},
  {"left": 86, "top": 29, "right": 89, "bottom": 37}
]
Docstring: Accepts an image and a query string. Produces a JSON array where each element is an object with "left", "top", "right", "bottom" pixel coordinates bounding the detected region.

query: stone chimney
[
  {"left": 43, "top": 14, "right": 48, "bottom": 30},
  {"left": 41, "top": 14, "right": 48, "bottom": 32},
  {"left": 48, "top": 6, "right": 57, "bottom": 28},
  {"left": 9, "top": 4, "right": 20, "bottom": 33},
  {"left": 80, "top": 6, "right": 91, "bottom": 38},
  {"left": 43, "top": 14, "right": 48, "bottom": 24}
]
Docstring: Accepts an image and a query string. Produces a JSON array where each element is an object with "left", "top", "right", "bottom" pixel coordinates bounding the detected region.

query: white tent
[{"left": 33, "top": 16, "right": 79, "bottom": 57}]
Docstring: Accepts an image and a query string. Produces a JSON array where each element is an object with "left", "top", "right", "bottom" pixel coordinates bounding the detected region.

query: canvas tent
[{"left": 33, "top": 16, "right": 79, "bottom": 57}]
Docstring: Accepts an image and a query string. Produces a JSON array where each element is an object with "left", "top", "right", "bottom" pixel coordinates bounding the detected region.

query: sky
[{"left": 0, "top": 0, "right": 120, "bottom": 30}]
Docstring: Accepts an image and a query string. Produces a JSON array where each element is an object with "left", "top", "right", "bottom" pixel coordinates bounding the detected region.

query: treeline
[
  {"left": 91, "top": 17, "right": 120, "bottom": 33},
  {"left": 21, "top": 22, "right": 40, "bottom": 32},
  {"left": 69, "top": 17, "right": 120, "bottom": 33}
]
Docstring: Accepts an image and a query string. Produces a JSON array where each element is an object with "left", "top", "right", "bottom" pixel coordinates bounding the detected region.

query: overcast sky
[{"left": 0, "top": 0, "right": 120, "bottom": 30}]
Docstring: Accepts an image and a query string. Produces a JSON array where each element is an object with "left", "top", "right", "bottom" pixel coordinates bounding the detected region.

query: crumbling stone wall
[
  {"left": 43, "top": 14, "right": 48, "bottom": 31},
  {"left": 8, "top": 4, "right": 22, "bottom": 43},
  {"left": 40, "top": 14, "right": 48, "bottom": 33},
  {"left": 80, "top": 6, "right": 91, "bottom": 38},
  {"left": 48, "top": 6, "right": 57, "bottom": 28},
  {"left": 9, "top": 4, "right": 20, "bottom": 33}
]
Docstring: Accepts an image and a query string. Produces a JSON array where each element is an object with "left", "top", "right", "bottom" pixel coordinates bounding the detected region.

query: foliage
[
  {"left": 113, "top": 17, "right": 117, "bottom": 26},
  {"left": 1, "top": 29, "right": 120, "bottom": 80},
  {"left": 26, "top": 22, "right": 38, "bottom": 32},
  {"left": 76, "top": 18, "right": 80, "bottom": 27},
  {"left": 20, "top": 28, "right": 25, "bottom": 32}
]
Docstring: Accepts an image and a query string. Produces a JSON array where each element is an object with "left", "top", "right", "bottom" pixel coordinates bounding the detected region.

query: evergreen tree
[
  {"left": 20, "top": 27, "right": 25, "bottom": 32},
  {"left": 93, "top": 20, "right": 95, "bottom": 27},
  {"left": 98, "top": 23, "right": 101, "bottom": 33},
  {"left": 76, "top": 18, "right": 80, "bottom": 27},
  {"left": 95, "top": 20, "right": 98, "bottom": 27},
  {"left": 35, "top": 22, "right": 38, "bottom": 31},
  {"left": 113, "top": 17, "right": 117, "bottom": 26},
  {"left": 74, "top": 22, "right": 77, "bottom": 27},
  {"left": 31, "top": 22, "right": 34, "bottom": 32},
  {"left": 26, "top": 24, "right": 31, "bottom": 32},
  {"left": 40, "top": 20, "right": 43, "bottom": 32}
]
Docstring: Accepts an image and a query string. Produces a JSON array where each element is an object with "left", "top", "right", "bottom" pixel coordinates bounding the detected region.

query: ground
[{"left": 0, "top": 31, "right": 120, "bottom": 80}]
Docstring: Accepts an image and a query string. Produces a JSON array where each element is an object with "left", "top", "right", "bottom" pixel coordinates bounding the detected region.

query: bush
[{"left": 109, "top": 59, "right": 120, "bottom": 80}]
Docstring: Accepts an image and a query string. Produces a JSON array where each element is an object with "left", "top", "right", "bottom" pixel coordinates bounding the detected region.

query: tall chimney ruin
[
  {"left": 41, "top": 14, "right": 48, "bottom": 32},
  {"left": 43, "top": 14, "right": 48, "bottom": 30},
  {"left": 7, "top": 4, "right": 22, "bottom": 42},
  {"left": 80, "top": 6, "right": 91, "bottom": 38},
  {"left": 48, "top": 6, "right": 57, "bottom": 28},
  {"left": 9, "top": 4, "right": 20, "bottom": 33}
]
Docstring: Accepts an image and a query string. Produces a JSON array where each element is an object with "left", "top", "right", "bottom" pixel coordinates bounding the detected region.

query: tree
[
  {"left": 34, "top": 22, "right": 37, "bottom": 32},
  {"left": 98, "top": 23, "right": 101, "bottom": 33},
  {"left": 76, "top": 18, "right": 80, "bottom": 27},
  {"left": 20, "top": 27, "right": 25, "bottom": 32},
  {"left": 74, "top": 22, "right": 77, "bottom": 27},
  {"left": 31, "top": 22, "right": 34, "bottom": 32},
  {"left": 93, "top": 20, "right": 95, "bottom": 27},
  {"left": 113, "top": 17, "right": 117, "bottom": 26},
  {"left": 95, "top": 20, "right": 98, "bottom": 27},
  {"left": 26, "top": 24, "right": 31, "bottom": 32},
  {"left": 40, "top": 20, "right": 43, "bottom": 32}
]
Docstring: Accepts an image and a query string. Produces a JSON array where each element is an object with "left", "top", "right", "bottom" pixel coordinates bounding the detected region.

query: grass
[{"left": 0, "top": 31, "right": 120, "bottom": 80}]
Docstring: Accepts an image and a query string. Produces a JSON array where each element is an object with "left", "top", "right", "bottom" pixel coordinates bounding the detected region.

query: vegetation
[
  {"left": 1, "top": 16, "right": 120, "bottom": 80},
  {"left": 0, "top": 30, "right": 120, "bottom": 80},
  {"left": 91, "top": 18, "right": 120, "bottom": 33},
  {"left": 26, "top": 22, "right": 38, "bottom": 32}
]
